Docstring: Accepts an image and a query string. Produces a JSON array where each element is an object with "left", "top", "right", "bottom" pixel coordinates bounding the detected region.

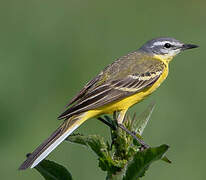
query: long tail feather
[{"left": 19, "top": 113, "right": 87, "bottom": 170}]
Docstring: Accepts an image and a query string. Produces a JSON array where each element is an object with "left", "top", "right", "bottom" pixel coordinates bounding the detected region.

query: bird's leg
[
  {"left": 114, "top": 110, "right": 149, "bottom": 150},
  {"left": 97, "top": 110, "right": 127, "bottom": 130},
  {"left": 117, "top": 123, "right": 149, "bottom": 150},
  {"left": 97, "top": 116, "right": 117, "bottom": 130},
  {"left": 98, "top": 113, "right": 149, "bottom": 150},
  {"left": 116, "top": 109, "right": 127, "bottom": 124}
]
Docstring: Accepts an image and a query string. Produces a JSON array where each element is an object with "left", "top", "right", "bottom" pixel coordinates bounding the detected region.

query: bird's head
[{"left": 139, "top": 37, "right": 198, "bottom": 63}]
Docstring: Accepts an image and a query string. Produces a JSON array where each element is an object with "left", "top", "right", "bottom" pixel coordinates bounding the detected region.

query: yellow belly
[{"left": 84, "top": 65, "right": 169, "bottom": 119}]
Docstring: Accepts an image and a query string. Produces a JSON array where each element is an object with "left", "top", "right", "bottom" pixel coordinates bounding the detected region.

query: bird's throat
[{"left": 153, "top": 54, "right": 173, "bottom": 65}]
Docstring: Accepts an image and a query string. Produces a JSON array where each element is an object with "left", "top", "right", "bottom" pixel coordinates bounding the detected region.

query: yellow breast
[
  {"left": 100, "top": 65, "right": 168, "bottom": 114},
  {"left": 84, "top": 63, "right": 169, "bottom": 119}
]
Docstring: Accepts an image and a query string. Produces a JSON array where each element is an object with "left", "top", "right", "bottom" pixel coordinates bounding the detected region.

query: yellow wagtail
[{"left": 19, "top": 37, "right": 198, "bottom": 170}]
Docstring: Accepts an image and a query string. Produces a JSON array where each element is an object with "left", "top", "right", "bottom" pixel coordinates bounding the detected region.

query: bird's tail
[{"left": 19, "top": 112, "right": 88, "bottom": 170}]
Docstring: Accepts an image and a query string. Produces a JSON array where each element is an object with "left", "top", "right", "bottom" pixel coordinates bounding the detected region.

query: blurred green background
[{"left": 1, "top": 0, "right": 205, "bottom": 179}]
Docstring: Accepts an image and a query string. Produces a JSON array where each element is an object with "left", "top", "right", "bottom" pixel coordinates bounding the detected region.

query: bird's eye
[{"left": 164, "top": 43, "right": 172, "bottom": 48}]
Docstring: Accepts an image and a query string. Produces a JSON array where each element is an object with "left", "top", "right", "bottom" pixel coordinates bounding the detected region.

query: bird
[{"left": 19, "top": 37, "right": 198, "bottom": 170}]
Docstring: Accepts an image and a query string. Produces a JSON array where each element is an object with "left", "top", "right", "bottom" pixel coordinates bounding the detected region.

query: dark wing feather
[{"left": 58, "top": 67, "right": 164, "bottom": 120}]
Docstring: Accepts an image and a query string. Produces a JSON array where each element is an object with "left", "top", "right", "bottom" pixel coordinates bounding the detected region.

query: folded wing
[{"left": 58, "top": 65, "right": 164, "bottom": 120}]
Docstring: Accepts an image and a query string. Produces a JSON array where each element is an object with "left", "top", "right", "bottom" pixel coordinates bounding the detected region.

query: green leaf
[
  {"left": 66, "top": 134, "right": 108, "bottom": 157},
  {"left": 123, "top": 144, "right": 169, "bottom": 180},
  {"left": 35, "top": 159, "right": 73, "bottom": 180},
  {"left": 132, "top": 102, "right": 155, "bottom": 135},
  {"left": 67, "top": 134, "right": 125, "bottom": 173}
]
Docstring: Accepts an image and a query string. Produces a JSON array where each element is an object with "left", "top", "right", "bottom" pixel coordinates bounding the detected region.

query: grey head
[{"left": 139, "top": 37, "right": 198, "bottom": 58}]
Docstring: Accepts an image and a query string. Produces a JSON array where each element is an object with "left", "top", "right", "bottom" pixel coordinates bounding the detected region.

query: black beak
[{"left": 182, "top": 44, "right": 199, "bottom": 50}]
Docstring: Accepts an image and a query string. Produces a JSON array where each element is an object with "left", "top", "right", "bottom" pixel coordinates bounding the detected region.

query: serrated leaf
[
  {"left": 35, "top": 159, "right": 72, "bottom": 180},
  {"left": 66, "top": 134, "right": 108, "bottom": 156},
  {"left": 66, "top": 134, "right": 124, "bottom": 173},
  {"left": 123, "top": 144, "right": 169, "bottom": 180},
  {"left": 66, "top": 133, "right": 92, "bottom": 146},
  {"left": 132, "top": 102, "right": 155, "bottom": 135}
]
